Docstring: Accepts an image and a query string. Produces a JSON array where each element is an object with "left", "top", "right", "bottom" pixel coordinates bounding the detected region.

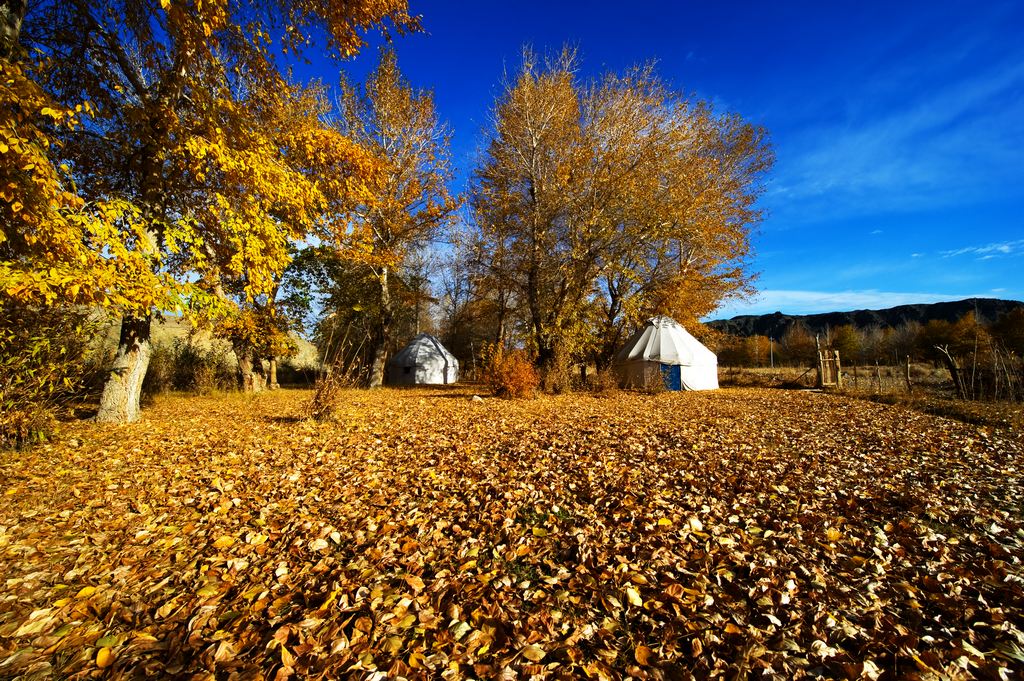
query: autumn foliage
[
  {"left": 482, "top": 344, "right": 540, "bottom": 398},
  {"left": 1, "top": 388, "right": 1022, "bottom": 678},
  {"left": 469, "top": 48, "right": 771, "bottom": 374},
  {"left": 0, "top": 302, "right": 97, "bottom": 448},
  {"left": 1, "top": 0, "right": 418, "bottom": 423}
]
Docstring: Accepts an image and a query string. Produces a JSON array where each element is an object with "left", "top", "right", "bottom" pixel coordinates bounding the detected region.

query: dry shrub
[
  {"left": 173, "top": 338, "right": 235, "bottom": 394},
  {"left": 590, "top": 367, "right": 620, "bottom": 395},
  {"left": 541, "top": 353, "right": 574, "bottom": 394},
  {"left": 308, "top": 371, "right": 344, "bottom": 421},
  {"left": 143, "top": 337, "right": 235, "bottom": 397},
  {"left": 483, "top": 344, "right": 539, "bottom": 399},
  {"left": 640, "top": 371, "right": 667, "bottom": 395},
  {"left": 0, "top": 302, "right": 97, "bottom": 448},
  {"left": 143, "top": 341, "right": 176, "bottom": 396}
]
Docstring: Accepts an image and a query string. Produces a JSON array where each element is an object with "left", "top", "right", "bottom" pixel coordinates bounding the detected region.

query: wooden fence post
[{"left": 936, "top": 345, "right": 967, "bottom": 400}]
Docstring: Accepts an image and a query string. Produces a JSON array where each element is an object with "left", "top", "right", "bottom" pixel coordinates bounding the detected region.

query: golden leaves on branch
[
  {"left": 472, "top": 48, "right": 773, "bottom": 365},
  {"left": 4, "top": 0, "right": 413, "bottom": 323},
  {"left": 0, "top": 62, "right": 178, "bottom": 314}
]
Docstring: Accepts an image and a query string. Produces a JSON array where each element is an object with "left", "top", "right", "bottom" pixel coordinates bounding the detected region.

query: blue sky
[{"left": 302, "top": 0, "right": 1024, "bottom": 318}]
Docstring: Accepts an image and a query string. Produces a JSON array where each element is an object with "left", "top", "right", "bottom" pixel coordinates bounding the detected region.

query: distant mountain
[{"left": 708, "top": 297, "right": 1024, "bottom": 338}]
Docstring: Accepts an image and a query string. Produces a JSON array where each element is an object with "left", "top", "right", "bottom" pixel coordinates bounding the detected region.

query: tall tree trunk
[
  {"left": 368, "top": 266, "right": 392, "bottom": 387},
  {"left": 536, "top": 335, "right": 557, "bottom": 372},
  {"left": 235, "top": 344, "right": 267, "bottom": 393},
  {"left": 96, "top": 315, "right": 152, "bottom": 423},
  {"left": 494, "top": 287, "right": 508, "bottom": 348},
  {"left": 0, "top": 0, "right": 27, "bottom": 60},
  {"left": 96, "top": 103, "right": 172, "bottom": 422},
  {"left": 268, "top": 357, "right": 279, "bottom": 389},
  {"left": 595, "top": 291, "right": 623, "bottom": 369}
]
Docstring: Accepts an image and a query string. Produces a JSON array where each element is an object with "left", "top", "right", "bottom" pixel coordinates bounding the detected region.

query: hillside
[{"left": 709, "top": 297, "right": 1024, "bottom": 338}]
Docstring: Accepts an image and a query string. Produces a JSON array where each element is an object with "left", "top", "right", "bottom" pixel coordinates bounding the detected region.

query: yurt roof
[
  {"left": 614, "top": 316, "right": 717, "bottom": 367},
  {"left": 390, "top": 333, "right": 457, "bottom": 367}
]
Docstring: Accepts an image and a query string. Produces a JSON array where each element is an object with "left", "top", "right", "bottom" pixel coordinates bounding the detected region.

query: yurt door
[{"left": 660, "top": 364, "right": 681, "bottom": 391}]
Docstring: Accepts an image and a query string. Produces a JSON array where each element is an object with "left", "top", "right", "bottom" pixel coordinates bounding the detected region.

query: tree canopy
[
  {"left": 470, "top": 48, "right": 773, "bottom": 376},
  {"left": 2, "top": 0, "right": 418, "bottom": 421}
]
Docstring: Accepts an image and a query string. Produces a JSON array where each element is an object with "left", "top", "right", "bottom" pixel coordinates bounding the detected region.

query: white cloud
[
  {"left": 710, "top": 289, "right": 992, "bottom": 318},
  {"left": 940, "top": 239, "right": 1024, "bottom": 258}
]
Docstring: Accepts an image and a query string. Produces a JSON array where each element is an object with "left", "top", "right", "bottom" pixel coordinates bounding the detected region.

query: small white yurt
[
  {"left": 388, "top": 333, "right": 459, "bottom": 386},
  {"left": 613, "top": 316, "right": 718, "bottom": 391}
]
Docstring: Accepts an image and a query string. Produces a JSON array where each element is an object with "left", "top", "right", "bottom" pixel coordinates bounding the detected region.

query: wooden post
[
  {"left": 905, "top": 355, "right": 912, "bottom": 394},
  {"left": 875, "top": 360, "right": 881, "bottom": 393},
  {"left": 835, "top": 350, "right": 842, "bottom": 389},
  {"left": 936, "top": 345, "right": 967, "bottom": 400}
]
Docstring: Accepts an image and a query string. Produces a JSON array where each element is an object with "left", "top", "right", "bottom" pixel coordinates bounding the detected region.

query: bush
[
  {"left": 0, "top": 302, "right": 98, "bottom": 448},
  {"left": 143, "top": 341, "right": 176, "bottom": 396},
  {"left": 639, "top": 370, "right": 667, "bottom": 395},
  {"left": 307, "top": 371, "right": 343, "bottom": 421},
  {"left": 275, "top": 360, "right": 318, "bottom": 387},
  {"left": 142, "top": 337, "right": 235, "bottom": 397},
  {"left": 174, "top": 338, "right": 235, "bottom": 394},
  {"left": 540, "top": 352, "right": 574, "bottom": 394},
  {"left": 589, "top": 367, "right": 620, "bottom": 395},
  {"left": 483, "top": 344, "right": 539, "bottom": 399}
]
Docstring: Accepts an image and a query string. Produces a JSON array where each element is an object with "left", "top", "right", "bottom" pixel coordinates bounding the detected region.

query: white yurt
[
  {"left": 613, "top": 316, "right": 719, "bottom": 391},
  {"left": 388, "top": 333, "right": 459, "bottom": 386}
]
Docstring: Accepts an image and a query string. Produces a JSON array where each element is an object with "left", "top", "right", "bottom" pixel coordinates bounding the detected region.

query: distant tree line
[{"left": 716, "top": 310, "right": 1024, "bottom": 400}]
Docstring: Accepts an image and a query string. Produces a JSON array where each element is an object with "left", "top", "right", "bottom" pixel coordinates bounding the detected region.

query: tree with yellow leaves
[
  {"left": 472, "top": 48, "right": 772, "bottom": 377},
  {"left": 334, "top": 49, "right": 459, "bottom": 387},
  {"left": 9, "top": 0, "right": 417, "bottom": 421}
]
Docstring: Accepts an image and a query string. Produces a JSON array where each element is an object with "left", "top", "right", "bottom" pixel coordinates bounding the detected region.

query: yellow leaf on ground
[
  {"left": 522, "top": 644, "right": 546, "bottom": 662},
  {"left": 212, "top": 535, "right": 235, "bottom": 549},
  {"left": 96, "top": 647, "right": 114, "bottom": 668}
]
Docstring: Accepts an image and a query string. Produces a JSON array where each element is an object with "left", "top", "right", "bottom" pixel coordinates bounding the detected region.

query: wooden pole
[
  {"left": 835, "top": 350, "right": 842, "bottom": 389},
  {"left": 905, "top": 355, "right": 912, "bottom": 394},
  {"left": 936, "top": 345, "right": 967, "bottom": 400}
]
